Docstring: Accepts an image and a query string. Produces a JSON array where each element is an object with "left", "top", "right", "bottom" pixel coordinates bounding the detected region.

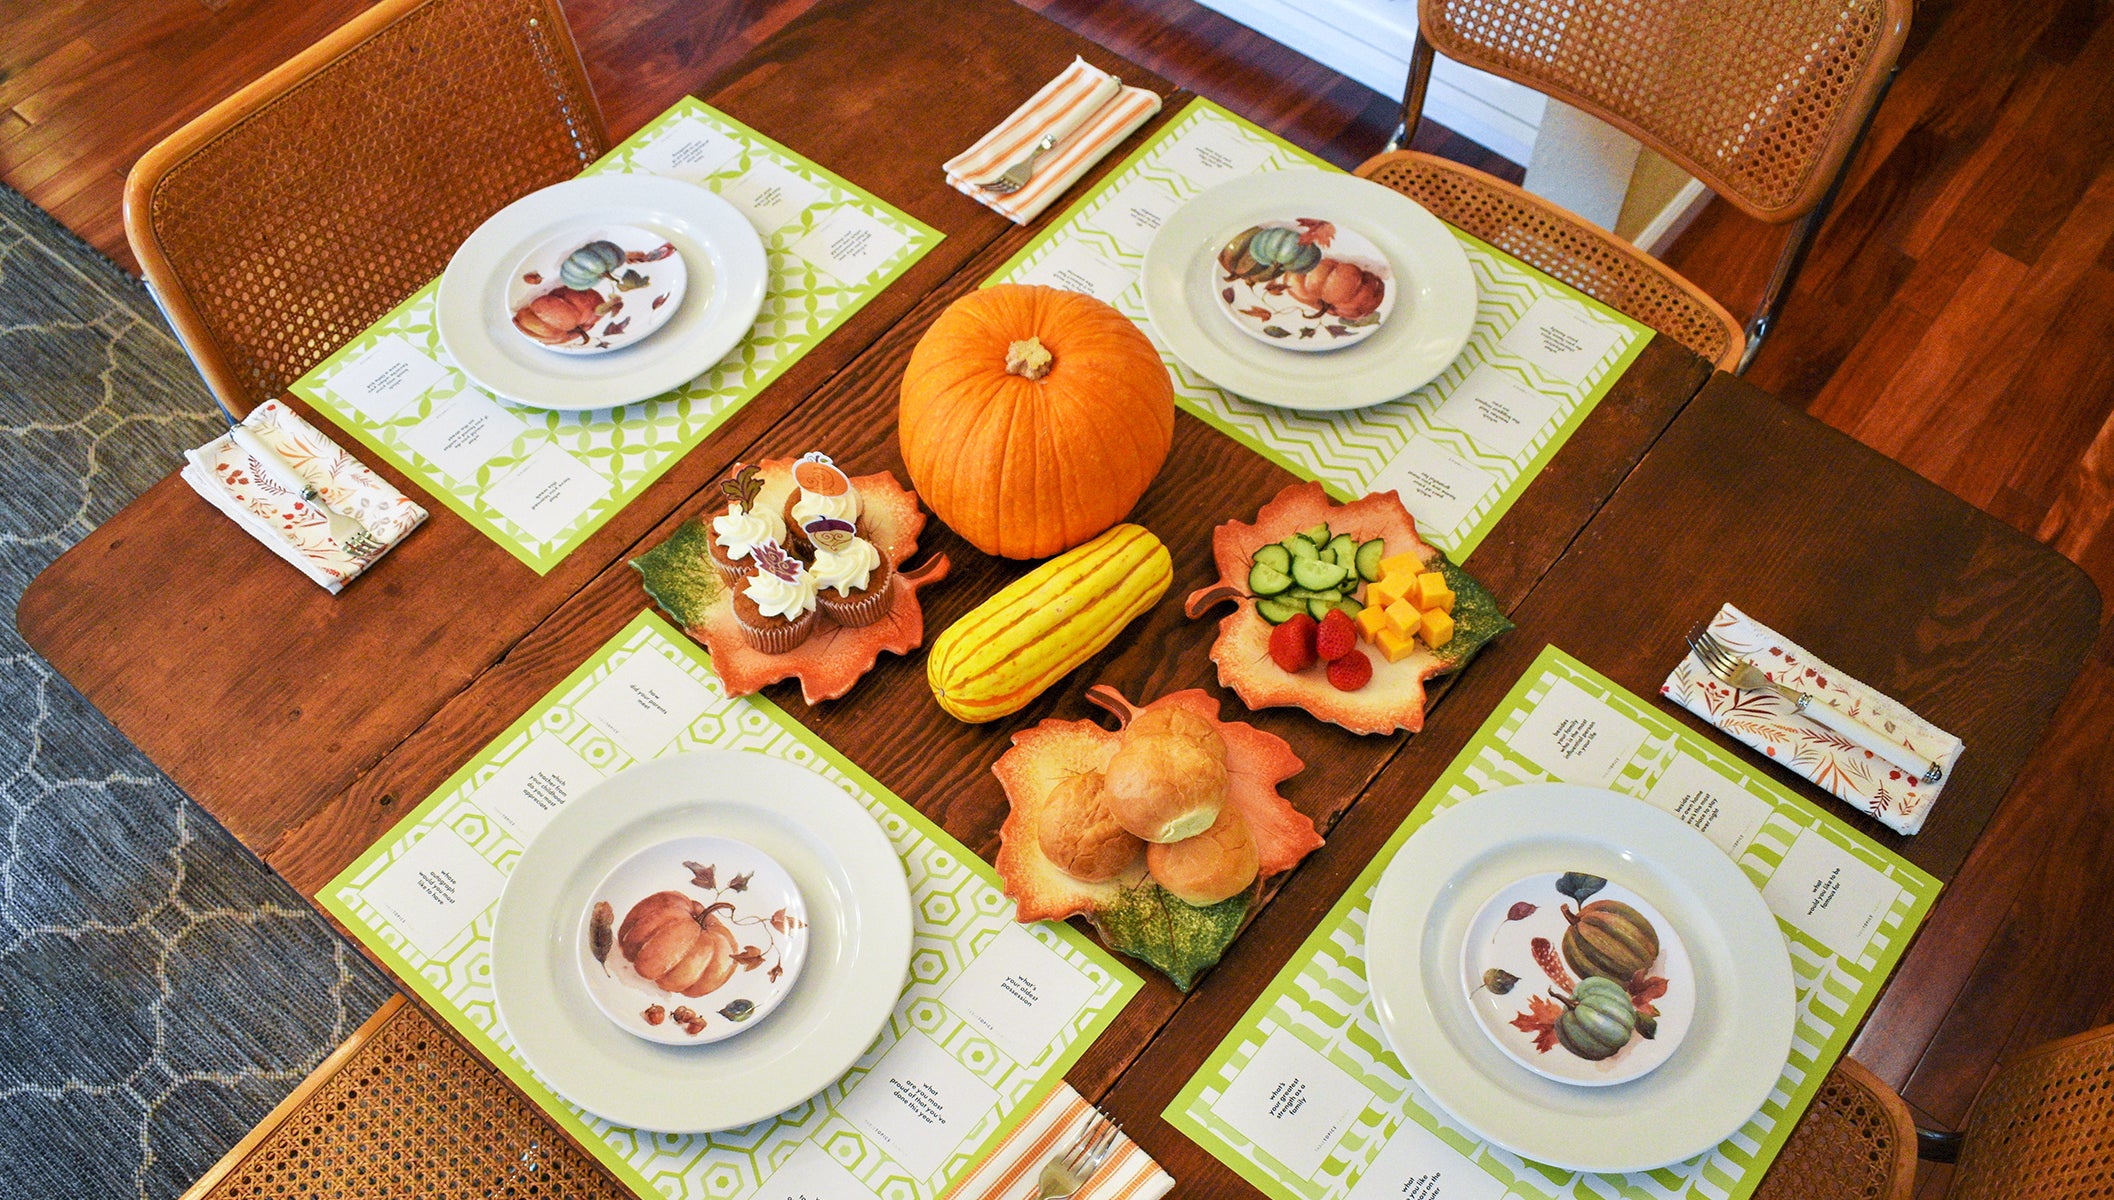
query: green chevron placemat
[
  {"left": 986, "top": 99, "right": 1650, "bottom": 560},
  {"left": 1166, "top": 645, "right": 1937, "bottom": 1200},
  {"left": 320, "top": 610, "right": 1139, "bottom": 1200},
  {"left": 291, "top": 99, "right": 940, "bottom": 574}
]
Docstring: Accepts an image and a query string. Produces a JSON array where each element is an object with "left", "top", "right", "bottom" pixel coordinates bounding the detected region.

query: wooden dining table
[{"left": 16, "top": 0, "right": 2103, "bottom": 1193}]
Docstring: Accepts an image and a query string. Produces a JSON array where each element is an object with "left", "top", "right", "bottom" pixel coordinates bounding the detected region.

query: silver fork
[
  {"left": 980, "top": 77, "right": 1122, "bottom": 195},
  {"left": 230, "top": 422, "right": 389, "bottom": 562},
  {"left": 1686, "top": 624, "right": 1941, "bottom": 784},
  {"left": 1028, "top": 1110, "right": 1122, "bottom": 1200}
]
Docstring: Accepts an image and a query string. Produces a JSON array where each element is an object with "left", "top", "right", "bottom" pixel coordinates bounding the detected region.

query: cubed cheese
[
  {"left": 1414, "top": 571, "right": 1455, "bottom": 613},
  {"left": 1375, "top": 625, "right": 1419, "bottom": 663},
  {"left": 1377, "top": 551, "right": 1425, "bottom": 580},
  {"left": 1369, "top": 570, "right": 1415, "bottom": 609},
  {"left": 1420, "top": 607, "right": 1455, "bottom": 648},
  {"left": 1382, "top": 599, "right": 1422, "bottom": 637},
  {"left": 1354, "top": 603, "right": 1391, "bottom": 642}
]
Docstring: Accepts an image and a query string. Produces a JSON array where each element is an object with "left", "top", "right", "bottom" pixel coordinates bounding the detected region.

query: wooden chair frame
[
  {"left": 1387, "top": 0, "right": 1909, "bottom": 372},
  {"left": 124, "top": 0, "right": 607, "bottom": 415}
]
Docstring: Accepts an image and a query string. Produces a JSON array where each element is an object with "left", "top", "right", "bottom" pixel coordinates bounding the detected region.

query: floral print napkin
[
  {"left": 180, "top": 400, "right": 426, "bottom": 593},
  {"left": 1662, "top": 603, "right": 1963, "bottom": 835}
]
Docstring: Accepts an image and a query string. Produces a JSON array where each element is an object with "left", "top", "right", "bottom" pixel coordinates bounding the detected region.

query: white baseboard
[{"left": 1635, "top": 178, "right": 1713, "bottom": 258}]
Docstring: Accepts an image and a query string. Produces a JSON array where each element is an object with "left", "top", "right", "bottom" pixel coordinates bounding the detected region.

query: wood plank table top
[{"left": 13, "top": 0, "right": 2104, "bottom": 1193}]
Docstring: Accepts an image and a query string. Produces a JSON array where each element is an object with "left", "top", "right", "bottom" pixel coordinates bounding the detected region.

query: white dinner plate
[
  {"left": 1140, "top": 170, "right": 1475, "bottom": 411},
  {"left": 1367, "top": 784, "right": 1795, "bottom": 1173},
  {"left": 437, "top": 175, "right": 767, "bottom": 411},
  {"left": 491, "top": 750, "right": 912, "bottom": 1132}
]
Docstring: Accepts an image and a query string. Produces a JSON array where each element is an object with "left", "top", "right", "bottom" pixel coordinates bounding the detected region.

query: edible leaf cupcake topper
[
  {"left": 802, "top": 515, "right": 857, "bottom": 554},
  {"left": 719, "top": 464, "right": 764, "bottom": 514},
  {"left": 750, "top": 538, "right": 804, "bottom": 583},
  {"left": 792, "top": 451, "right": 851, "bottom": 497}
]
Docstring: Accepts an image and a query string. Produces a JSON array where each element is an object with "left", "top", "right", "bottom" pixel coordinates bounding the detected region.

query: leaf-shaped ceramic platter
[
  {"left": 992, "top": 685, "right": 1322, "bottom": 990},
  {"left": 632, "top": 460, "right": 948, "bottom": 704},
  {"left": 1185, "top": 482, "right": 1510, "bottom": 735}
]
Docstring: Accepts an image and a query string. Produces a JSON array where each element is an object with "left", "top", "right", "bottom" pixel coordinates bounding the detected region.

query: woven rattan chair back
[
  {"left": 1416, "top": 0, "right": 1911, "bottom": 222},
  {"left": 1947, "top": 1023, "right": 2114, "bottom": 1198},
  {"left": 182, "top": 996, "right": 631, "bottom": 1199},
  {"left": 1751, "top": 1057, "right": 1917, "bottom": 1200},
  {"left": 125, "top": 0, "right": 608, "bottom": 414}
]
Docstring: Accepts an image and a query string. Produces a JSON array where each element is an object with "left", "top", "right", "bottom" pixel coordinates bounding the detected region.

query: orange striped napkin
[
  {"left": 944, "top": 1085, "right": 1172, "bottom": 1200},
  {"left": 945, "top": 57, "right": 1162, "bottom": 224}
]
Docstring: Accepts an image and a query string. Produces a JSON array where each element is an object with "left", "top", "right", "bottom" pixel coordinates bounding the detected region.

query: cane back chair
[
  {"left": 181, "top": 996, "right": 629, "bottom": 1199},
  {"left": 1359, "top": 0, "right": 1911, "bottom": 371},
  {"left": 124, "top": 0, "right": 609, "bottom": 417},
  {"left": 1753, "top": 1057, "right": 1918, "bottom": 1200},
  {"left": 1932, "top": 1021, "right": 2114, "bottom": 1198}
]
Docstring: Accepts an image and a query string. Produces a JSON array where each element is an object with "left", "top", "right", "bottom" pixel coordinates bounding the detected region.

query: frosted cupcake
[
  {"left": 732, "top": 540, "right": 817, "bottom": 654},
  {"left": 707, "top": 465, "right": 785, "bottom": 584},
  {"left": 782, "top": 451, "right": 862, "bottom": 549},
  {"left": 805, "top": 517, "right": 895, "bottom": 627}
]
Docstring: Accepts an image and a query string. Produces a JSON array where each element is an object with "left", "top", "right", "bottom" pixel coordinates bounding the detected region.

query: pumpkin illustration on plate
[
  {"left": 1288, "top": 258, "right": 1386, "bottom": 322},
  {"left": 1562, "top": 898, "right": 1662, "bottom": 983},
  {"left": 618, "top": 890, "right": 741, "bottom": 998},
  {"left": 511, "top": 286, "right": 610, "bottom": 347},
  {"left": 1551, "top": 975, "right": 1639, "bottom": 1061}
]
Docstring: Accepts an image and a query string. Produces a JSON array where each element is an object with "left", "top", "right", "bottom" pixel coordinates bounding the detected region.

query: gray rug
[{"left": 0, "top": 186, "right": 395, "bottom": 1199}]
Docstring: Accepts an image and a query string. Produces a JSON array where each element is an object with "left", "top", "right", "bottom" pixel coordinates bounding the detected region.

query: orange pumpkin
[
  {"left": 617, "top": 891, "right": 740, "bottom": 997},
  {"left": 900, "top": 284, "right": 1174, "bottom": 559}
]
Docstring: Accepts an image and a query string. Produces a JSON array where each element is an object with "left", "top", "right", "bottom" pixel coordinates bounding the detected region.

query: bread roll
[
  {"left": 1124, "top": 706, "right": 1227, "bottom": 762},
  {"left": 1146, "top": 804, "right": 1258, "bottom": 906},
  {"left": 1037, "top": 771, "right": 1144, "bottom": 882},
  {"left": 1103, "top": 733, "right": 1226, "bottom": 843}
]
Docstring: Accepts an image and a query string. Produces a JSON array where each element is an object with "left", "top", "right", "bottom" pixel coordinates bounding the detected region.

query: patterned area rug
[{"left": 0, "top": 187, "right": 395, "bottom": 1199}]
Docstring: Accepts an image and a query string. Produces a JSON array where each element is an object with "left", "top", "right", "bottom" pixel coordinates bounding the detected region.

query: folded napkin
[
  {"left": 945, "top": 1084, "right": 1172, "bottom": 1200},
  {"left": 1662, "top": 603, "right": 1963, "bottom": 835},
  {"left": 181, "top": 399, "right": 426, "bottom": 594},
  {"left": 945, "top": 57, "right": 1162, "bottom": 224}
]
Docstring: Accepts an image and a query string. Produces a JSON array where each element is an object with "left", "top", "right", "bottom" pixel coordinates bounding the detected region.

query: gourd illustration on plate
[
  {"left": 1216, "top": 219, "right": 1393, "bottom": 348},
  {"left": 900, "top": 284, "right": 1174, "bottom": 559},
  {"left": 992, "top": 685, "right": 1324, "bottom": 989},
  {"left": 1469, "top": 870, "right": 1685, "bottom": 1079},
  {"left": 927, "top": 524, "right": 1171, "bottom": 722},
  {"left": 1187, "top": 482, "right": 1510, "bottom": 735}
]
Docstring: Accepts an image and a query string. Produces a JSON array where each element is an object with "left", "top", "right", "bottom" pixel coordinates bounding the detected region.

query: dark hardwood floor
[{"left": 5, "top": 0, "right": 2110, "bottom": 1160}]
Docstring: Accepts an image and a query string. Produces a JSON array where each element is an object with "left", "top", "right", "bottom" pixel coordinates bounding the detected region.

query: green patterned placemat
[
  {"left": 319, "top": 610, "right": 1139, "bottom": 1200},
  {"left": 291, "top": 100, "right": 941, "bottom": 573},
  {"left": 1167, "top": 645, "right": 1939, "bottom": 1200},
  {"left": 986, "top": 99, "right": 1651, "bottom": 560}
]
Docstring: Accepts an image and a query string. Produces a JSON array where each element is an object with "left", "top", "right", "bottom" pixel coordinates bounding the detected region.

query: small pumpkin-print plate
[
  {"left": 1212, "top": 217, "right": 1395, "bottom": 353},
  {"left": 577, "top": 835, "right": 808, "bottom": 1046},
  {"left": 506, "top": 223, "right": 688, "bottom": 356},
  {"left": 1460, "top": 872, "right": 1694, "bottom": 1087}
]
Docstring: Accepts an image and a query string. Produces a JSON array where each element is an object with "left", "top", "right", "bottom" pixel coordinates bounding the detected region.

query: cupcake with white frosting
[
  {"left": 805, "top": 517, "right": 895, "bottom": 627},
  {"left": 731, "top": 540, "right": 817, "bottom": 654},
  {"left": 707, "top": 464, "right": 785, "bottom": 584},
  {"left": 782, "top": 451, "right": 863, "bottom": 549}
]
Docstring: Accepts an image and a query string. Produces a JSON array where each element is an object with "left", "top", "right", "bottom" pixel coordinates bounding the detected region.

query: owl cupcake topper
[
  {"left": 792, "top": 451, "right": 850, "bottom": 497},
  {"left": 719, "top": 464, "right": 764, "bottom": 513},
  {"left": 750, "top": 538, "right": 804, "bottom": 583},
  {"left": 802, "top": 515, "right": 857, "bottom": 554}
]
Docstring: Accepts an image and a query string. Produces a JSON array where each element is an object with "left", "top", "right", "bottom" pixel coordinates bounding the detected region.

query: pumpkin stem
[
  {"left": 694, "top": 901, "right": 736, "bottom": 929},
  {"left": 1561, "top": 902, "right": 1579, "bottom": 924},
  {"left": 1549, "top": 988, "right": 1578, "bottom": 1010},
  {"left": 1004, "top": 336, "right": 1055, "bottom": 380}
]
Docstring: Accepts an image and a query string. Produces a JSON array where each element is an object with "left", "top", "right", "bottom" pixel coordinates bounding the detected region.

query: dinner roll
[
  {"left": 1146, "top": 804, "right": 1258, "bottom": 906},
  {"left": 1036, "top": 771, "right": 1144, "bottom": 882},
  {"left": 1103, "top": 732, "right": 1226, "bottom": 843},
  {"left": 1123, "top": 706, "right": 1227, "bottom": 762}
]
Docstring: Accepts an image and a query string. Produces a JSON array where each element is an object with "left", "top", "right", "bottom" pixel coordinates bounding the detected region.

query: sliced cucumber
[
  {"left": 1306, "top": 596, "right": 1337, "bottom": 621},
  {"left": 1324, "top": 534, "right": 1358, "bottom": 569},
  {"left": 1334, "top": 596, "right": 1366, "bottom": 618},
  {"left": 1354, "top": 538, "right": 1386, "bottom": 583},
  {"left": 1291, "top": 557, "right": 1348, "bottom": 591},
  {"left": 1286, "top": 536, "right": 1320, "bottom": 562},
  {"left": 1252, "top": 543, "right": 1291, "bottom": 574},
  {"left": 1248, "top": 562, "right": 1293, "bottom": 597},
  {"left": 1256, "top": 596, "right": 1304, "bottom": 625},
  {"left": 1298, "top": 522, "right": 1331, "bottom": 546},
  {"left": 1286, "top": 585, "right": 1351, "bottom": 603}
]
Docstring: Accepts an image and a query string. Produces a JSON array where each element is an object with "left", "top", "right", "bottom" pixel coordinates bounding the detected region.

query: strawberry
[
  {"left": 1327, "top": 648, "right": 1373, "bottom": 691},
  {"left": 1315, "top": 608, "right": 1357, "bottom": 662},
  {"left": 1268, "top": 611, "right": 1318, "bottom": 673}
]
